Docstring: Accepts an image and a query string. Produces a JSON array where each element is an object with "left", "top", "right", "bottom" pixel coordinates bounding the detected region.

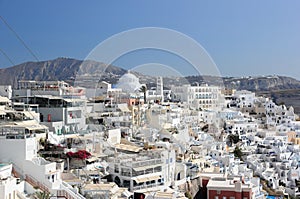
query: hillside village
[{"left": 1, "top": 73, "right": 300, "bottom": 199}]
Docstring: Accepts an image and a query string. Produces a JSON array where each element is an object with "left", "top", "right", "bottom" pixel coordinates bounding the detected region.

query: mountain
[
  {"left": 222, "top": 76, "right": 300, "bottom": 91},
  {"left": 1, "top": 58, "right": 300, "bottom": 92},
  {"left": 1, "top": 58, "right": 300, "bottom": 113},
  {"left": 0, "top": 57, "right": 127, "bottom": 87}
]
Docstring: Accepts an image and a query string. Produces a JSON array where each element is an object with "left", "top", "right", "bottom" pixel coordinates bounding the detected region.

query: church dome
[{"left": 117, "top": 73, "right": 141, "bottom": 93}]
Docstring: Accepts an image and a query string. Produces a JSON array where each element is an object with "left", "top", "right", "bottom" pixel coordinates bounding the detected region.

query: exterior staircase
[{"left": 25, "top": 174, "right": 50, "bottom": 193}]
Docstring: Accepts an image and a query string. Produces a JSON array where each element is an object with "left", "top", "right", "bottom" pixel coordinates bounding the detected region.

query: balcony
[
  {"left": 132, "top": 168, "right": 162, "bottom": 177},
  {"left": 121, "top": 171, "right": 131, "bottom": 177},
  {"left": 132, "top": 181, "right": 163, "bottom": 191},
  {"left": 130, "top": 159, "right": 162, "bottom": 168},
  {"left": 66, "top": 116, "right": 82, "bottom": 124}
]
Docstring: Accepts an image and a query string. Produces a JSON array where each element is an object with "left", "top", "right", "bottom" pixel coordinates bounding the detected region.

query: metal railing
[
  {"left": 131, "top": 159, "right": 162, "bottom": 168},
  {"left": 16, "top": 190, "right": 28, "bottom": 199},
  {"left": 12, "top": 164, "right": 24, "bottom": 179},
  {"left": 57, "top": 182, "right": 85, "bottom": 199},
  {"left": 25, "top": 174, "right": 50, "bottom": 193},
  {"left": 132, "top": 183, "right": 162, "bottom": 191}
]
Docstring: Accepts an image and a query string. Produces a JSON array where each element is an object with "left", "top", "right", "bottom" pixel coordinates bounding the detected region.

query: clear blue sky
[{"left": 0, "top": 1, "right": 300, "bottom": 79}]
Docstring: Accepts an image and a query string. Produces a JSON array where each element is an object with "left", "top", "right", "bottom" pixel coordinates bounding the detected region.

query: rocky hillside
[
  {"left": 222, "top": 76, "right": 300, "bottom": 91},
  {"left": 0, "top": 57, "right": 126, "bottom": 87},
  {"left": 1, "top": 58, "right": 300, "bottom": 113},
  {"left": 1, "top": 57, "right": 300, "bottom": 92}
]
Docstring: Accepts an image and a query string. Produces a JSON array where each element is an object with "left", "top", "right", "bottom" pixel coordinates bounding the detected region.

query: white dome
[{"left": 117, "top": 73, "right": 141, "bottom": 93}]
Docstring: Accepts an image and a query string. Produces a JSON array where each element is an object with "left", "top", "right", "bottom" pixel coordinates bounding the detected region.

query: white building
[
  {"left": 171, "top": 84, "right": 224, "bottom": 110},
  {"left": 233, "top": 90, "right": 256, "bottom": 109},
  {"left": 225, "top": 119, "right": 258, "bottom": 143},
  {"left": 0, "top": 126, "right": 61, "bottom": 193},
  {"left": 15, "top": 80, "right": 86, "bottom": 99},
  {"left": 0, "top": 124, "right": 87, "bottom": 198},
  {"left": 85, "top": 81, "right": 122, "bottom": 100},
  {"left": 108, "top": 149, "right": 176, "bottom": 192},
  {"left": 0, "top": 163, "right": 26, "bottom": 199},
  {"left": 0, "top": 85, "right": 12, "bottom": 99},
  {"left": 14, "top": 95, "right": 87, "bottom": 137},
  {"left": 198, "top": 111, "right": 219, "bottom": 125},
  {"left": 81, "top": 182, "right": 129, "bottom": 199},
  {"left": 265, "top": 101, "right": 295, "bottom": 126}
]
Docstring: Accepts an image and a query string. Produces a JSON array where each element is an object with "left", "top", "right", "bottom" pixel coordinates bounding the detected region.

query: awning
[
  {"left": 63, "top": 178, "right": 83, "bottom": 185},
  {"left": 155, "top": 192, "right": 174, "bottom": 198},
  {"left": 132, "top": 175, "right": 161, "bottom": 183},
  {"left": 23, "top": 111, "right": 34, "bottom": 119},
  {"left": 118, "top": 104, "right": 130, "bottom": 112},
  {"left": 64, "top": 98, "right": 86, "bottom": 103},
  {"left": 79, "top": 170, "right": 99, "bottom": 176},
  {"left": 35, "top": 95, "right": 63, "bottom": 100},
  {"left": 133, "top": 166, "right": 148, "bottom": 172},
  {"left": 17, "top": 120, "right": 48, "bottom": 131},
  {"left": 26, "top": 125, "right": 48, "bottom": 131},
  {"left": 133, "top": 164, "right": 162, "bottom": 172},
  {"left": 115, "top": 144, "right": 142, "bottom": 153},
  {"left": 86, "top": 156, "right": 98, "bottom": 163},
  {"left": 17, "top": 120, "right": 39, "bottom": 126},
  {"left": 147, "top": 175, "right": 161, "bottom": 181},
  {"left": 5, "top": 120, "right": 48, "bottom": 131},
  {"left": 122, "top": 190, "right": 132, "bottom": 197},
  {"left": 0, "top": 96, "right": 10, "bottom": 103},
  {"left": 134, "top": 177, "right": 148, "bottom": 183}
]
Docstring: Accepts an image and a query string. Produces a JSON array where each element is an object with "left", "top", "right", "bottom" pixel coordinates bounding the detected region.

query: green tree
[
  {"left": 233, "top": 146, "right": 243, "bottom": 160},
  {"left": 185, "top": 191, "right": 193, "bottom": 199},
  {"left": 34, "top": 191, "right": 51, "bottom": 199},
  {"left": 227, "top": 134, "right": 240, "bottom": 146},
  {"left": 139, "top": 84, "right": 147, "bottom": 104}
]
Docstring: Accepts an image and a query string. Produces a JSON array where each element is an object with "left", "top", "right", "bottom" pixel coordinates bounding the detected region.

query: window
[
  {"left": 223, "top": 197, "right": 227, "bottom": 199},
  {"left": 214, "top": 197, "right": 219, "bottom": 199},
  {"left": 230, "top": 197, "right": 235, "bottom": 199}
]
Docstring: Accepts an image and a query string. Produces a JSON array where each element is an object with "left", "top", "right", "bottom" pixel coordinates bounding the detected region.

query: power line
[
  {"left": 0, "top": 15, "right": 39, "bottom": 61},
  {"left": 0, "top": 48, "right": 15, "bottom": 66}
]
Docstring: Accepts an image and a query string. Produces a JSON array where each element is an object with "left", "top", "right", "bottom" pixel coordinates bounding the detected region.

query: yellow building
[{"left": 287, "top": 131, "right": 298, "bottom": 144}]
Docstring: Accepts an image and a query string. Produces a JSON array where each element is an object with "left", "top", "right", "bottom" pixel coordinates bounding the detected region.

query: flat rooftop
[
  {"left": 83, "top": 182, "right": 118, "bottom": 191},
  {"left": 207, "top": 178, "right": 252, "bottom": 190}
]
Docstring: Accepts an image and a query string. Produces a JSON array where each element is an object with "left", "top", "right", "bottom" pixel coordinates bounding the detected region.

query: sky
[{"left": 0, "top": 1, "right": 300, "bottom": 79}]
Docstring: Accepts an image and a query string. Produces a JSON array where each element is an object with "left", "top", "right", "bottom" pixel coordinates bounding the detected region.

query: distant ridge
[
  {"left": 1, "top": 57, "right": 300, "bottom": 92},
  {"left": 222, "top": 75, "right": 300, "bottom": 91},
  {"left": 1, "top": 57, "right": 300, "bottom": 113}
]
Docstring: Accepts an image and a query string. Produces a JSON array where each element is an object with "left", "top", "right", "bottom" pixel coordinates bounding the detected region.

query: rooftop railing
[
  {"left": 58, "top": 181, "right": 86, "bottom": 199},
  {"left": 132, "top": 182, "right": 163, "bottom": 191}
]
